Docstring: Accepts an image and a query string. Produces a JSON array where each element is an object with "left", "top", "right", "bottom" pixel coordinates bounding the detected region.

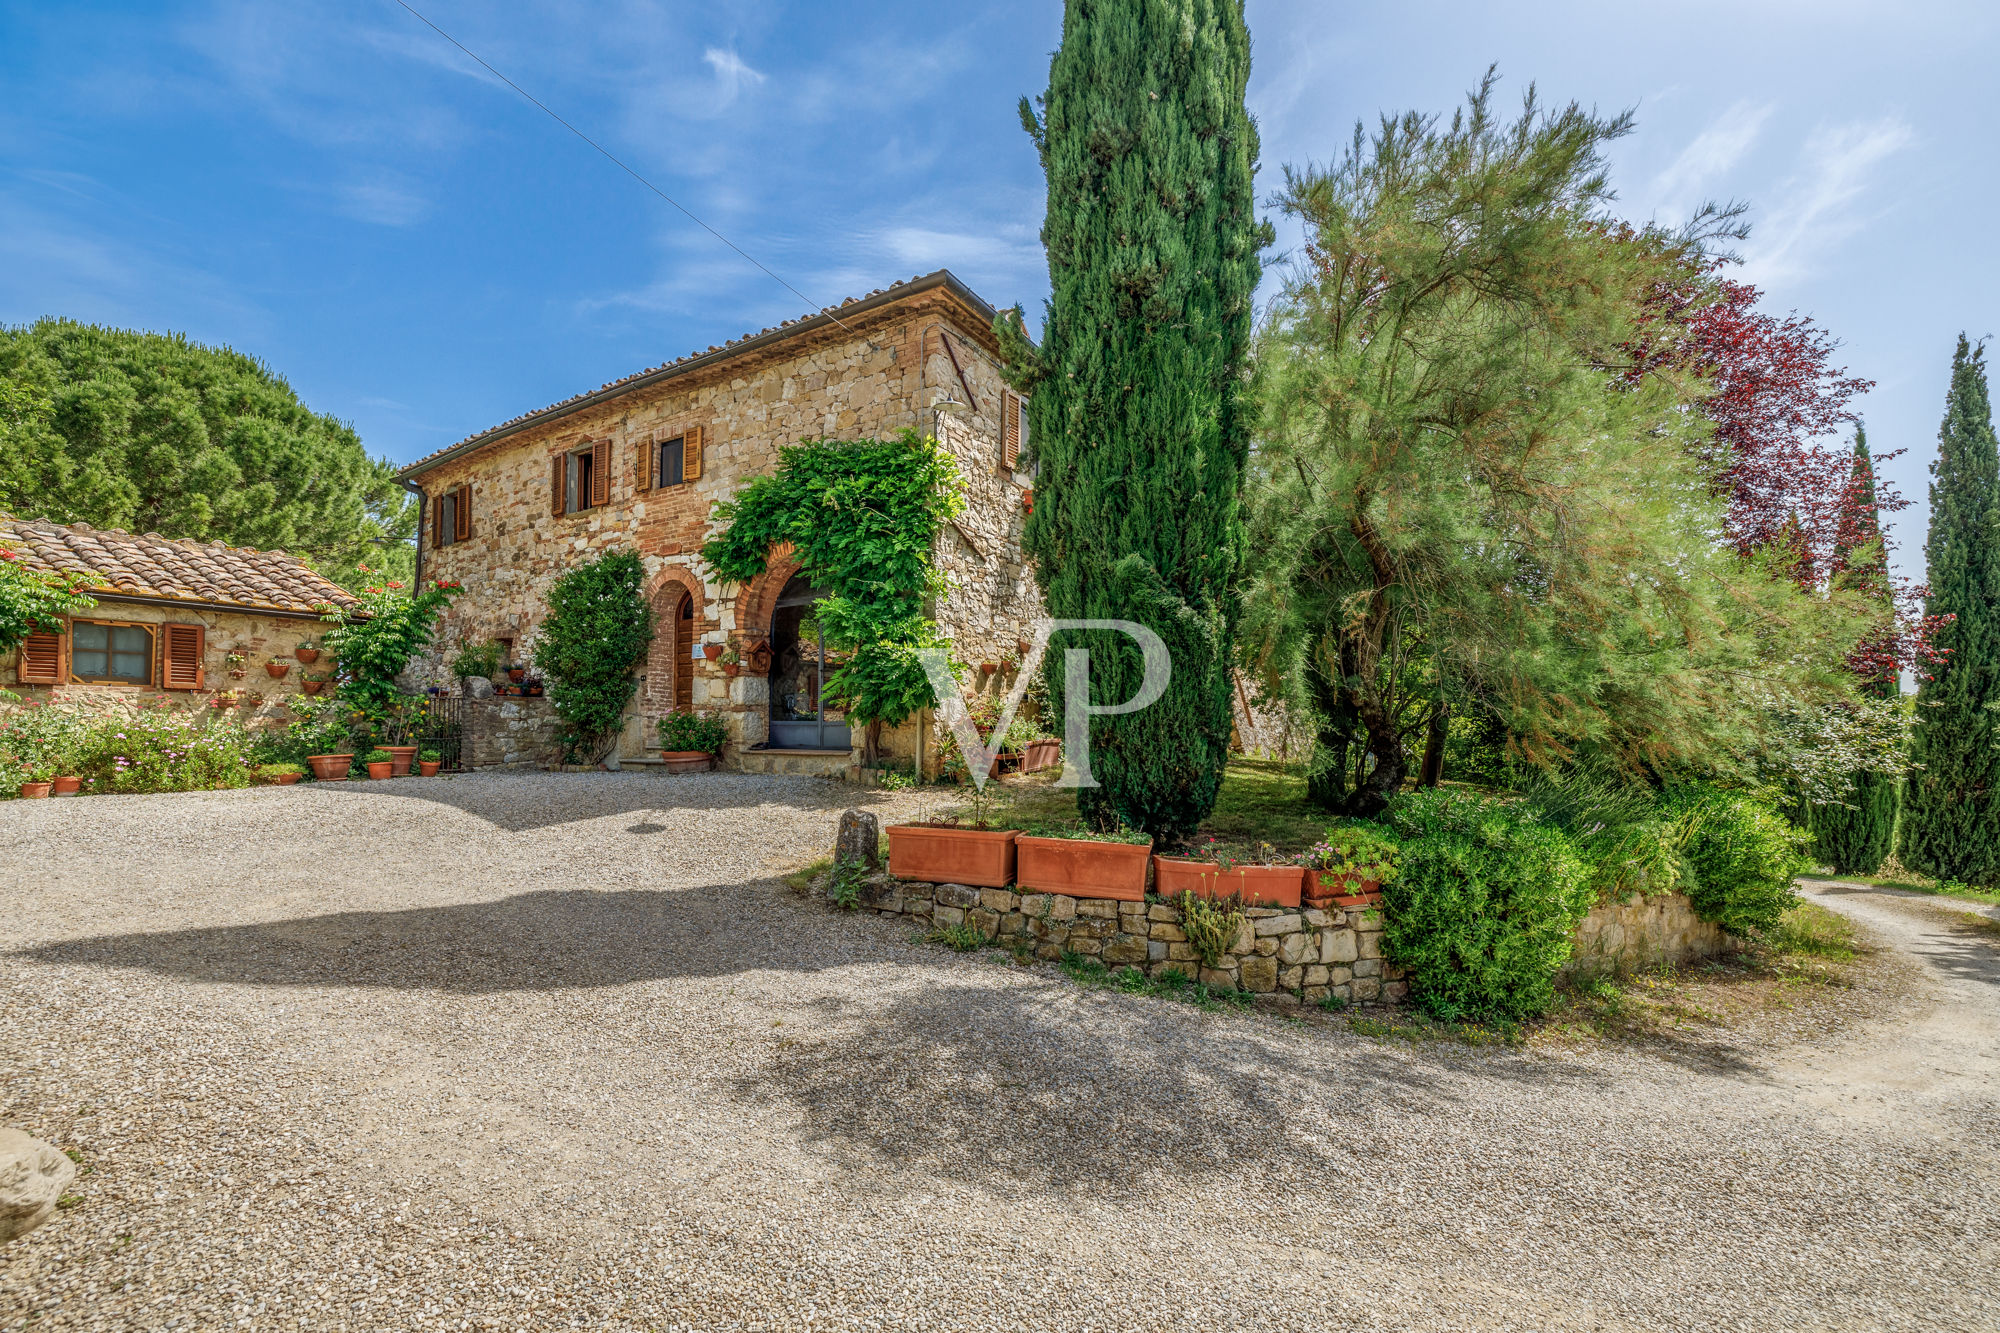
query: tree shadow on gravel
[
  {"left": 300, "top": 770, "right": 910, "bottom": 834},
  {"left": 731, "top": 975, "right": 1622, "bottom": 1199},
  {"left": 13, "top": 883, "right": 845, "bottom": 992}
]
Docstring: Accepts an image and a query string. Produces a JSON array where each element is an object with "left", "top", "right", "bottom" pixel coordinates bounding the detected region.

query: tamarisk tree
[{"left": 994, "top": 0, "right": 1269, "bottom": 839}]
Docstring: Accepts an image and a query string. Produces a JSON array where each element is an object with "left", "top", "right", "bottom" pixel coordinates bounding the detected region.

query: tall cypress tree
[
  {"left": 996, "top": 0, "right": 1269, "bottom": 839},
  {"left": 1813, "top": 427, "right": 1899, "bottom": 874},
  {"left": 1903, "top": 337, "right": 2000, "bottom": 884}
]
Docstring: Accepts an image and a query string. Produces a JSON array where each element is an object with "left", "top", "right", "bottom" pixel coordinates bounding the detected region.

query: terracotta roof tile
[
  {"left": 0, "top": 520, "right": 359, "bottom": 615},
  {"left": 398, "top": 269, "right": 1000, "bottom": 478}
]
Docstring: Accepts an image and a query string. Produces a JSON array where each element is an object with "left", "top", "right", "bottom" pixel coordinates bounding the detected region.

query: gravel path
[{"left": 3, "top": 775, "right": 1997, "bottom": 1331}]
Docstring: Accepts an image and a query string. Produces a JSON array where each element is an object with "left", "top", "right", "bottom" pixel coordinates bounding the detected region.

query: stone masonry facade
[{"left": 402, "top": 271, "right": 1040, "bottom": 771}]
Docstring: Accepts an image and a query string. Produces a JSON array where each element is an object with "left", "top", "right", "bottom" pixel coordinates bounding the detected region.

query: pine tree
[
  {"left": 1903, "top": 338, "right": 2000, "bottom": 884},
  {"left": 995, "top": 0, "right": 1269, "bottom": 838},
  {"left": 1812, "top": 427, "right": 1900, "bottom": 874}
]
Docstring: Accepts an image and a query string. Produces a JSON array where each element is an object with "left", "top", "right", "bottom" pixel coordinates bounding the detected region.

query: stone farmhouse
[
  {"left": 0, "top": 518, "right": 355, "bottom": 721},
  {"left": 397, "top": 269, "right": 1040, "bottom": 775}
]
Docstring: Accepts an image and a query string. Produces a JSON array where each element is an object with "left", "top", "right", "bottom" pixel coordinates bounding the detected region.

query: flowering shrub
[
  {"left": 68, "top": 703, "right": 255, "bottom": 794},
  {"left": 0, "top": 693, "right": 90, "bottom": 795}
]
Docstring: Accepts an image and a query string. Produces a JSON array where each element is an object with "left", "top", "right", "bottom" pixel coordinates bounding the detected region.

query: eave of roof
[{"left": 398, "top": 268, "right": 1002, "bottom": 482}]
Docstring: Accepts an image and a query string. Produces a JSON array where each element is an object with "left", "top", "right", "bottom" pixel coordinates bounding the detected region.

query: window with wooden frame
[
  {"left": 70, "top": 621, "right": 154, "bottom": 684},
  {"left": 433, "top": 484, "right": 473, "bottom": 547},
  {"left": 637, "top": 426, "right": 704, "bottom": 493},
  {"left": 1000, "top": 390, "right": 1028, "bottom": 474},
  {"left": 552, "top": 440, "right": 612, "bottom": 516}
]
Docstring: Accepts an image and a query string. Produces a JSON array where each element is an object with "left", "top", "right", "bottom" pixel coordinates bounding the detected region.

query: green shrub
[
  {"left": 1381, "top": 789, "right": 1592, "bottom": 1023},
  {"left": 449, "top": 639, "right": 504, "bottom": 681},
  {"left": 1658, "top": 785, "right": 1810, "bottom": 936},
  {"left": 535, "top": 550, "right": 653, "bottom": 764},
  {"left": 419, "top": 748, "right": 441, "bottom": 763},
  {"left": 254, "top": 763, "right": 305, "bottom": 781},
  {"left": 361, "top": 748, "right": 392, "bottom": 764},
  {"left": 69, "top": 705, "right": 254, "bottom": 794},
  {"left": 1298, "top": 822, "right": 1400, "bottom": 881},
  {"left": 656, "top": 710, "right": 729, "bottom": 754}
]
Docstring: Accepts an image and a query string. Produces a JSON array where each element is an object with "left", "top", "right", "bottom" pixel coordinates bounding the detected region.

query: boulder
[
  {"left": 834, "top": 809, "right": 881, "bottom": 871},
  {"left": 0, "top": 1129, "right": 76, "bottom": 1243},
  {"left": 464, "top": 675, "right": 496, "bottom": 699}
]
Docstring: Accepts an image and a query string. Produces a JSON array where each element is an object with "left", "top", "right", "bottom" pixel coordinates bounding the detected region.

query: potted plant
[
  {"left": 1014, "top": 824, "right": 1153, "bottom": 901},
  {"left": 255, "top": 762, "right": 305, "bottom": 786},
  {"left": 718, "top": 644, "right": 742, "bottom": 677},
  {"left": 301, "top": 675, "right": 327, "bottom": 697},
  {"left": 887, "top": 820, "right": 1020, "bottom": 888},
  {"left": 656, "top": 710, "right": 728, "bottom": 773},
  {"left": 1153, "top": 839, "right": 1305, "bottom": 907},
  {"left": 507, "top": 663, "right": 527, "bottom": 683},
  {"left": 295, "top": 639, "right": 320, "bottom": 665},
  {"left": 265, "top": 659, "right": 291, "bottom": 679},
  {"left": 51, "top": 773, "right": 82, "bottom": 796},
  {"left": 1299, "top": 826, "right": 1399, "bottom": 908},
  {"left": 417, "top": 749, "right": 443, "bottom": 777},
  {"left": 225, "top": 650, "right": 248, "bottom": 679},
  {"left": 361, "top": 748, "right": 394, "bottom": 780},
  {"left": 701, "top": 643, "right": 724, "bottom": 661},
  {"left": 210, "top": 689, "right": 241, "bottom": 710},
  {"left": 20, "top": 764, "right": 54, "bottom": 799},
  {"left": 450, "top": 639, "right": 502, "bottom": 685}
]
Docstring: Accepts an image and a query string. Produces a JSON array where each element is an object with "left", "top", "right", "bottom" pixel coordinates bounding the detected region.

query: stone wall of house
[
  {"left": 855, "top": 876, "right": 1405, "bottom": 1008},
  {"left": 1561, "top": 891, "right": 1738, "bottom": 978},
  {"left": 2, "top": 602, "right": 327, "bottom": 730},
  {"left": 411, "top": 290, "right": 1041, "bottom": 774}
]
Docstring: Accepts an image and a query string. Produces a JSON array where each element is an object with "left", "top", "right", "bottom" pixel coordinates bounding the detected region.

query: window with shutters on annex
[
  {"left": 640, "top": 427, "right": 704, "bottom": 495},
  {"left": 553, "top": 439, "right": 612, "bottom": 517},
  {"left": 434, "top": 484, "right": 473, "bottom": 547}
]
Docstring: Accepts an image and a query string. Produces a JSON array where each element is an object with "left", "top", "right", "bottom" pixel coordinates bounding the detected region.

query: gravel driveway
[{"left": 3, "top": 774, "right": 1997, "bottom": 1331}]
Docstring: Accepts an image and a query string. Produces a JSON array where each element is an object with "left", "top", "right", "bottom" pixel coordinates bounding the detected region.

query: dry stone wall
[{"left": 1561, "top": 891, "right": 1737, "bottom": 978}]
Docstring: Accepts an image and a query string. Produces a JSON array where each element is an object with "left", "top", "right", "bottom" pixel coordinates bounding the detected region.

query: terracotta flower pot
[
  {"left": 660, "top": 750, "right": 713, "bottom": 774},
  {"left": 272, "top": 772, "right": 301, "bottom": 786},
  {"left": 295, "top": 647, "right": 320, "bottom": 664},
  {"left": 418, "top": 760, "right": 442, "bottom": 777},
  {"left": 1304, "top": 870, "right": 1382, "bottom": 909},
  {"left": 721, "top": 663, "right": 739, "bottom": 677},
  {"left": 702, "top": 644, "right": 724, "bottom": 661},
  {"left": 306, "top": 753, "right": 353, "bottom": 781},
  {"left": 264, "top": 661, "right": 291, "bottom": 678},
  {"left": 887, "top": 825, "right": 1019, "bottom": 888},
  {"left": 52, "top": 776, "right": 82, "bottom": 796},
  {"left": 301, "top": 679, "right": 325, "bottom": 696},
  {"left": 509, "top": 668, "right": 526, "bottom": 682},
  {"left": 1152, "top": 857, "right": 1304, "bottom": 907},
  {"left": 1015, "top": 835, "right": 1153, "bottom": 901},
  {"left": 20, "top": 782, "right": 52, "bottom": 799},
  {"left": 384, "top": 745, "right": 419, "bottom": 777},
  {"left": 366, "top": 761, "right": 392, "bottom": 780},
  {"left": 1020, "top": 739, "right": 1062, "bottom": 774}
]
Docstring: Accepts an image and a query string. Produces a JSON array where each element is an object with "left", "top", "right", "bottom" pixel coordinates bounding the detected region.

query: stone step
[{"left": 732, "top": 748, "right": 855, "bottom": 779}]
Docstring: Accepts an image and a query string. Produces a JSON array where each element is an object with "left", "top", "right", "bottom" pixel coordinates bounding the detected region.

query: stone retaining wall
[
  {"left": 854, "top": 876, "right": 1406, "bottom": 1008},
  {"left": 464, "top": 696, "right": 564, "bottom": 769},
  {"left": 1562, "top": 890, "right": 1737, "bottom": 978}
]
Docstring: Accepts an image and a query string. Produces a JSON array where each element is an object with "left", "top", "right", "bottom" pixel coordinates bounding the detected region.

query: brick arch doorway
[
  {"left": 641, "top": 569, "right": 704, "bottom": 749},
  {"left": 766, "top": 573, "right": 852, "bottom": 751}
]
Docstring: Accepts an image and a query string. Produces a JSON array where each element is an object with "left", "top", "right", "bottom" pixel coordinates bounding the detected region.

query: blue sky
[{"left": 3, "top": 0, "right": 1995, "bottom": 579}]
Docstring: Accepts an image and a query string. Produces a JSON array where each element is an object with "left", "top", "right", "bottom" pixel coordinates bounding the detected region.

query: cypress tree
[
  {"left": 1903, "top": 337, "right": 2000, "bottom": 884},
  {"left": 1812, "top": 427, "right": 1899, "bottom": 874},
  {"left": 996, "top": 0, "right": 1269, "bottom": 839}
]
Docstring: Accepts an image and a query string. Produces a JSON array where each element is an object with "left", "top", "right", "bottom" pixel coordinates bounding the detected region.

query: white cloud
[
  {"left": 703, "top": 47, "right": 766, "bottom": 103},
  {"left": 332, "top": 175, "right": 431, "bottom": 227},
  {"left": 1648, "top": 101, "right": 1772, "bottom": 216},
  {"left": 1741, "top": 117, "right": 1914, "bottom": 285}
]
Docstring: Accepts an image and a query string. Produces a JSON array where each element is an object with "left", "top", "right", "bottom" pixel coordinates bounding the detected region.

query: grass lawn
[{"left": 934, "top": 757, "right": 1335, "bottom": 854}]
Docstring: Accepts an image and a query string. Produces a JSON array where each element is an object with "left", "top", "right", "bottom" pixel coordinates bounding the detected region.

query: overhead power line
[{"left": 387, "top": 0, "right": 858, "bottom": 335}]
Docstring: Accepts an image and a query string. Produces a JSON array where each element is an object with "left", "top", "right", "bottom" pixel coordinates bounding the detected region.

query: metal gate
[{"left": 406, "top": 692, "right": 470, "bottom": 772}]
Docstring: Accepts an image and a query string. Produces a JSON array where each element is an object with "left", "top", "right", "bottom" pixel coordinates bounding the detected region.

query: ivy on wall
[
  {"left": 701, "top": 431, "right": 964, "bottom": 744},
  {"left": 534, "top": 550, "right": 654, "bottom": 764}
]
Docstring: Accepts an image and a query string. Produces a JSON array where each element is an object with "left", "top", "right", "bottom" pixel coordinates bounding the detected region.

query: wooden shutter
[
  {"left": 160, "top": 623, "right": 204, "bottom": 690},
  {"left": 682, "top": 426, "right": 703, "bottom": 482},
  {"left": 552, "top": 454, "right": 567, "bottom": 517},
  {"left": 430, "top": 493, "right": 444, "bottom": 549},
  {"left": 1001, "top": 392, "right": 1022, "bottom": 472},
  {"left": 17, "top": 630, "right": 64, "bottom": 685},
  {"left": 455, "top": 484, "right": 472, "bottom": 541},
  {"left": 590, "top": 439, "right": 611, "bottom": 508},
  {"left": 637, "top": 435, "right": 653, "bottom": 492}
]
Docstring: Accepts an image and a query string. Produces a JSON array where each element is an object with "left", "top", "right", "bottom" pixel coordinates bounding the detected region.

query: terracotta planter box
[
  {"left": 20, "top": 782, "right": 52, "bottom": 799},
  {"left": 887, "top": 825, "right": 1019, "bottom": 888},
  {"left": 264, "top": 661, "right": 291, "bottom": 679},
  {"left": 270, "top": 772, "right": 301, "bottom": 786},
  {"left": 1304, "top": 870, "right": 1382, "bottom": 909},
  {"left": 384, "top": 745, "right": 419, "bottom": 777},
  {"left": 365, "top": 761, "right": 392, "bottom": 780},
  {"left": 1152, "top": 857, "right": 1304, "bottom": 907},
  {"left": 660, "top": 751, "right": 713, "bottom": 774},
  {"left": 52, "top": 776, "right": 81, "bottom": 796},
  {"left": 1020, "top": 739, "right": 1061, "bottom": 774},
  {"left": 1015, "top": 835, "right": 1153, "bottom": 901},
  {"left": 295, "top": 647, "right": 320, "bottom": 664},
  {"left": 306, "top": 753, "right": 353, "bottom": 781},
  {"left": 418, "top": 760, "right": 442, "bottom": 777}
]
